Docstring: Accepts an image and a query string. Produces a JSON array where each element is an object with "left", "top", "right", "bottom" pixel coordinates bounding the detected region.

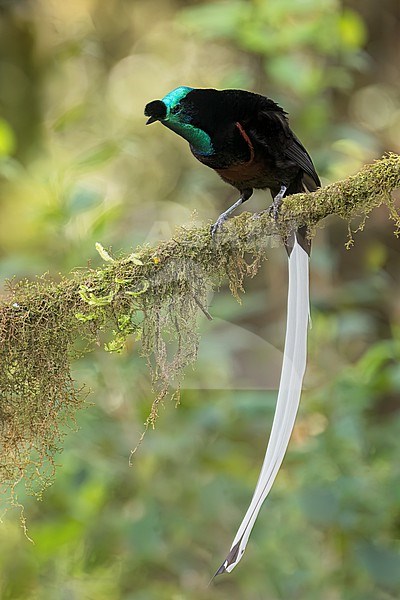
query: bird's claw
[
  {"left": 269, "top": 196, "right": 283, "bottom": 222},
  {"left": 210, "top": 216, "right": 227, "bottom": 238},
  {"left": 269, "top": 185, "right": 287, "bottom": 222}
]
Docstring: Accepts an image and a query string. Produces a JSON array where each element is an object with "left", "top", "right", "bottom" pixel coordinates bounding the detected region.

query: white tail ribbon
[{"left": 216, "top": 237, "right": 310, "bottom": 574}]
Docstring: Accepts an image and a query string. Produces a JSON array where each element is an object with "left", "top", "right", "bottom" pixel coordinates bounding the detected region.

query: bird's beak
[{"left": 146, "top": 116, "right": 158, "bottom": 125}]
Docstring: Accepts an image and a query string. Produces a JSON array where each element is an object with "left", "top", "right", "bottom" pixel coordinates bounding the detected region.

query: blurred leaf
[
  {"left": 340, "top": 9, "right": 367, "bottom": 49},
  {"left": 357, "top": 340, "right": 400, "bottom": 383},
  {"left": 67, "top": 185, "right": 102, "bottom": 214},
  {"left": 179, "top": 1, "right": 249, "bottom": 39},
  {"left": 356, "top": 541, "right": 400, "bottom": 588},
  {"left": 0, "top": 117, "right": 16, "bottom": 156},
  {"left": 52, "top": 104, "right": 86, "bottom": 132},
  {"left": 74, "top": 142, "right": 119, "bottom": 171},
  {"left": 0, "top": 156, "right": 24, "bottom": 179},
  {"left": 299, "top": 486, "right": 340, "bottom": 525}
]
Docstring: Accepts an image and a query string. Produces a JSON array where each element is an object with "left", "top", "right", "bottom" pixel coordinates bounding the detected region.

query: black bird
[
  {"left": 145, "top": 86, "right": 320, "bottom": 243},
  {"left": 145, "top": 87, "right": 320, "bottom": 575}
]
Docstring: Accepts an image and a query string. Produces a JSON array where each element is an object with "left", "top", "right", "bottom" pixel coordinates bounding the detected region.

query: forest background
[{"left": 0, "top": 0, "right": 399, "bottom": 598}]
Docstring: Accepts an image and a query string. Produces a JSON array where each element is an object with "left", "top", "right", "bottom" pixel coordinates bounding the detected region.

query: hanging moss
[{"left": 0, "top": 153, "right": 399, "bottom": 515}]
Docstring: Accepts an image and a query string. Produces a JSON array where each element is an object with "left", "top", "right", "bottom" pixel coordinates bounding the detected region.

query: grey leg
[
  {"left": 211, "top": 189, "right": 253, "bottom": 237},
  {"left": 269, "top": 184, "right": 287, "bottom": 221}
]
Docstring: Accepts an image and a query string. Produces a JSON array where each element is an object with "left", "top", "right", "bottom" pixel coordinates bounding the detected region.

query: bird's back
[{"left": 186, "top": 89, "right": 320, "bottom": 194}]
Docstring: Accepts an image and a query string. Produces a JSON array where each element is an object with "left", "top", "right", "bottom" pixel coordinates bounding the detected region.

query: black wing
[
  {"left": 249, "top": 107, "right": 320, "bottom": 189},
  {"left": 284, "top": 132, "right": 320, "bottom": 189}
]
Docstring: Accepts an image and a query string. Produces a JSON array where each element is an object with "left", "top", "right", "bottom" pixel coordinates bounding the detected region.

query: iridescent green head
[{"left": 144, "top": 86, "right": 213, "bottom": 155}]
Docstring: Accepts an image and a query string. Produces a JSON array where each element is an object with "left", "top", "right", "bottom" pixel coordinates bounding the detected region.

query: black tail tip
[{"left": 208, "top": 562, "right": 227, "bottom": 586}]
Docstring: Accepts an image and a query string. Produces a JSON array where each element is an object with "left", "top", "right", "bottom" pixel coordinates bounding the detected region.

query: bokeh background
[{"left": 1, "top": 0, "right": 400, "bottom": 598}]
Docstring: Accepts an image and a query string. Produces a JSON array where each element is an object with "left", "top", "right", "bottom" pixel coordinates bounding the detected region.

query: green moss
[{"left": 0, "top": 153, "right": 399, "bottom": 517}]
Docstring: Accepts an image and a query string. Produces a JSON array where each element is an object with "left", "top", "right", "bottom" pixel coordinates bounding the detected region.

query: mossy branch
[{"left": 0, "top": 153, "right": 399, "bottom": 512}]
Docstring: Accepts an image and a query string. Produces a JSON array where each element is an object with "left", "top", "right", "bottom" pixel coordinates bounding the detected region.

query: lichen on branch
[{"left": 0, "top": 153, "right": 399, "bottom": 513}]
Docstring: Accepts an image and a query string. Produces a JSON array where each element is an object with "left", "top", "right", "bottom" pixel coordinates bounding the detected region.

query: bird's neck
[{"left": 163, "top": 121, "right": 213, "bottom": 155}]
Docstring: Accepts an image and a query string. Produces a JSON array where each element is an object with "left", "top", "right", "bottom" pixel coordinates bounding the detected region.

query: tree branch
[{"left": 0, "top": 153, "right": 399, "bottom": 511}]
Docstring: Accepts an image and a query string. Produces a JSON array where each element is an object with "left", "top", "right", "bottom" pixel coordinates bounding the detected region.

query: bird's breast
[
  {"left": 193, "top": 148, "right": 282, "bottom": 191},
  {"left": 215, "top": 156, "right": 280, "bottom": 190}
]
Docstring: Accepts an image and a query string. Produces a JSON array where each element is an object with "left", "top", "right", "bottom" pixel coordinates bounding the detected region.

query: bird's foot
[
  {"left": 269, "top": 197, "right": 282, "bottom": 221},
  {"left": 210, "top": 192, "right": 251, "bottom": 238},
  {"left": 210, "top": 214, "right": 228, "bottom": 238},
  {"left": 269, "top": 184, "right": 287, "bottom": 222}
]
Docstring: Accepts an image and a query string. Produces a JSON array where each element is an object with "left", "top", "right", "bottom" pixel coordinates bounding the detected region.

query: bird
[{"left": 144, "top": 87, "right": 320, "bottom": 575}]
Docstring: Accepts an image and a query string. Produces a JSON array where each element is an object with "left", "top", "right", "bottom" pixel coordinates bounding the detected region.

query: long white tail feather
[{"left": 218, "top": 237, "right": 310, "bottom": 574}]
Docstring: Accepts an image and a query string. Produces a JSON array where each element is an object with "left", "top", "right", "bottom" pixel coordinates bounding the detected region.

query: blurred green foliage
[{"left": 0, "top": 0, "right": 399, "bottom": 598}]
